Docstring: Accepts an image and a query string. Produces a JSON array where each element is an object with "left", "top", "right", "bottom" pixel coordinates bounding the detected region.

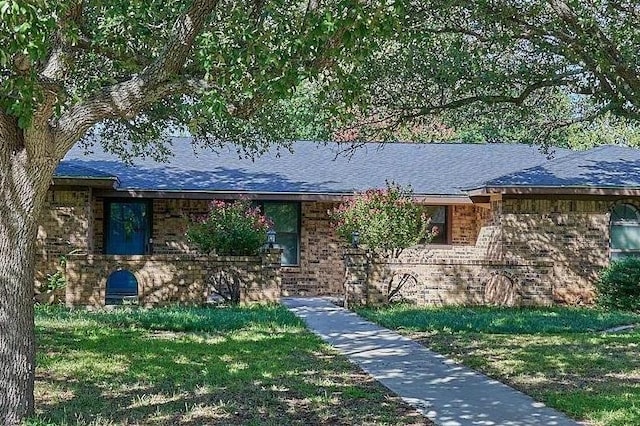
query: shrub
[
  {"left": 186, "top": 200, "right": 270, "bottom": 256},
  {"left": 328, "top": 182, "right": 437, "bottom": 255},
  {"left": 596, "top": 257, "right": 640, "bottom": 311}
]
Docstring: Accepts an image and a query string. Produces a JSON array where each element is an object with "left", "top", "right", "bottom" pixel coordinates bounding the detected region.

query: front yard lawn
[
  {"left": 357, "top": 305, "right": 640, "bottom": 426},
  {"left": 32, "top": 305, "right": 427, "bottom": 425}
]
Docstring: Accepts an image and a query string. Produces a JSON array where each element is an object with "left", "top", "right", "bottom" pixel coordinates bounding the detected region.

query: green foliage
[
  {"left": 43, "top": 249, "right": 82, "bottom": 294},
  {"left": 35, "top": 303, "right": 302, "bottom": 332},
  {"left": 329, "top": 182, "right": 435, "bottom": 253},
  {"left": 44, "top": 270, "right": 65, "bottom": 293},
  {"left": 356, "top": 305, "right": 640, "bottom": 334},
  {"left": 596, "top": 258, "right": 640, "bottom": 311},
  {"left": 31, "top": 305, "right": 420, "bottom": 425},
  {"left": 186, "top": 200, "right": 269, "bottom": 256},
  {"left": 0, "top": 0, "right": 61, "bottom": 128},
  {"left": 330, "top": 1, "right": 640, "bottom": 146},
  {"left": 1, "top": 0, "right": 400, "bottom": 151}
]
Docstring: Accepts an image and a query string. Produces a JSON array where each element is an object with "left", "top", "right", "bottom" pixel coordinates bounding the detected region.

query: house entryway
[{"left": 282, "top": 297, "right": 580, "bottom": 426}]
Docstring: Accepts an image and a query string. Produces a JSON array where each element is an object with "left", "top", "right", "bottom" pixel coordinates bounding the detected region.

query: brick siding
[
  {"left": 37, "top": 188, "right": 628, "bottom": 307},
  {"left": 500, "top": 196, "right": 618, "bottom": 304},
  {"left": 35, "top": 189, "right": 92, "bottom": 296},
  {"left": 65, "top": 250, "right": 281, "bottom": 307},
  {"left": 281, "top": 201, "right": 345, "bottom": 296}
]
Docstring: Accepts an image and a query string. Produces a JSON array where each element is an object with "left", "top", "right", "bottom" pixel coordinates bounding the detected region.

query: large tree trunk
[{"left": 0, "top": 138, "right": 56, "bottom": 424}]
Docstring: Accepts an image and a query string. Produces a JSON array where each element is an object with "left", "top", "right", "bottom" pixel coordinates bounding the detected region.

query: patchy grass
[
  {"left": 356, "top": 304, "right": 640, "bottom": 334},
  {"left": 357, "top": 305, "right": 640, "bottom": 426},
  {"left": 32, "top": 305, "right": 427, "bottom": 425}
]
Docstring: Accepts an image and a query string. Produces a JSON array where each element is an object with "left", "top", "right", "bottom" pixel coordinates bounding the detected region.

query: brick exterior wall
[
  {"left": 286, "top": 202, "right": 492, "bottom": 298},
  {"left": 343, "top": 196, "right": 635, "bottom": 307},
  {"left": 38, "top": 188, "right": 630, "bottom": 307},
  {"left": 35, "top": 189, "right": 93, "bottom": 299},
  {"left": 151, "top": 199, "right": 210, "bottom": 254},
  {"left": 450, "top": 204, "right": 491, "bottom": 245},
  {"left": 345, "top": 250, "right": 553, "bottom": 307},
  {"left": 281, "top": 201, "right": 346, "bottom": 296},
  {"left": 500, "top": 196, "right": 619, "bottom": 304},
  {"left": 65, "top": 250, "right": 281, "bottom": 307}
]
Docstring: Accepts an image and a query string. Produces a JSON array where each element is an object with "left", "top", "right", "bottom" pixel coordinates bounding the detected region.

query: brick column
[
  {"left": 257, "top": 248, "right": 282, "bottom": 302},
  {"left": 343, "top": 248, "right": 370, "bottom": 308}
]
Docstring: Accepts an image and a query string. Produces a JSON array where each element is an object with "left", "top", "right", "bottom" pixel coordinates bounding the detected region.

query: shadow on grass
[
  {"left": 357, "top": 305, "right": 640, "bottom": 334},
  {"left": 33, "top": 308, "right": 424, "bottom": 425},
  {"left": 418, "top": 330, "right": 640, "bottom": 424},
  {"left": 35, "top": 304, "right": 303, "bottom": 333}
]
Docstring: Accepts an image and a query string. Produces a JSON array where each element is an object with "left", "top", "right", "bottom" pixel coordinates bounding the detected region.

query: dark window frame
[
  {"left": 260, "top": 201, "right": 301, "bottom": 267},
  {"left": 105, "top": 269, "right": 139, "bottom": 305},
  {"left": 423, "top": 205, "right": 450, "bottom": 245},
  {"left": 103, "top": 198, "right": 153, "bottom": 255}
]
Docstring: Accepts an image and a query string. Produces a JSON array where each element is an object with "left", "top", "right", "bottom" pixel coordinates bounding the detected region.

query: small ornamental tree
[
  {"left": 187, "top": 200, "right": 270, "bottom": 256},
  {"left": 186, "top": 200, "right": 270, "bottom": 304},
  {"left": 330, "top": 182, "right": 437, "bottom": 303},
  {"left": 329, "top": 182, "right": 437, "bottom": 256}
]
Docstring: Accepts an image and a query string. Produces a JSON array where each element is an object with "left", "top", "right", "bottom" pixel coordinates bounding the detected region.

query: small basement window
[
  {"left": 610, "top": 203, "right": 640, "bottom": 260},
  {"left": 105, "top": 269, "right": 139, "bottom": 305}
]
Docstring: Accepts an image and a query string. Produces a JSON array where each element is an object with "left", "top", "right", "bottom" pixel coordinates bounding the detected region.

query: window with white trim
[{"left": 610, "top": 203, "right": 640, "bottom": 260}]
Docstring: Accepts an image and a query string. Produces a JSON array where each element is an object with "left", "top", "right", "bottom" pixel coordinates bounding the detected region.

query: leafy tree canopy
[
  {"left": 325, "top": 0, "right": 640, "bottom": 147},
  {"left": 0, "top": 0, "right": 396, "bottom": 160}
]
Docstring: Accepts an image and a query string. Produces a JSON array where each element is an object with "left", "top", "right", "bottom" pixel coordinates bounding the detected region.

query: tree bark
[
  {"left": 0, "top": 2, "right": 223, "bottom": 421},
  {"left": 0, "top": 129, "right": 56, "bottom": 424}
]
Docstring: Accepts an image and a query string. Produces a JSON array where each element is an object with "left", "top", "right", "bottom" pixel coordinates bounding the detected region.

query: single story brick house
[{"left": 37, "top": 139, "right": 640, "bottom": 307}]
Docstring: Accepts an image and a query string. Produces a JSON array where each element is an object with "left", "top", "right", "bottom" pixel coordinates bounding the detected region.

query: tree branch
[
  {"left": 53, "top": 0, "right": 220, "bottom": 156},
  {"left": 401, "top": 72, "right": 580, "bottom": 118},
  {"left": 0, "top": 113, "right": 23, "bottom": 153}
]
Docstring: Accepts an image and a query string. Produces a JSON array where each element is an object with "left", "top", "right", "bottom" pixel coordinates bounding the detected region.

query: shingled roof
[
  {"left": 470, "top": 145, "right": 640, "bottom": 193},
  {"left": 57, "top": 139, "right": 564, "bottom": 196}
]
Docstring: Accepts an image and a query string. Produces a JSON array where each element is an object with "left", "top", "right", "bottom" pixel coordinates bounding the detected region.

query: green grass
[
  {"left": 356, "top": 304, "right": 640, "bottom": 334},
  {"left": 32, "top": 305, "right": 426, "bottom": 425},
  {"left": 357, "top": 305, "right": 640, "bottom": 426}
]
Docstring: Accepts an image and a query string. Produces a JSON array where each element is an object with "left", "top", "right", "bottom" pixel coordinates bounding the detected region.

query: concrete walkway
[{"left": 282, "top": 297, "right": 580, "bottom": 426}]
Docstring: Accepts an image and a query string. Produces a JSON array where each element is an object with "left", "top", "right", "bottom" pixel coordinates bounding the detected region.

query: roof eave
[
  {"left": 92, "top": 188, "right": 474, "bottom": 204},
  {"left": 467, "top": 185, "right": 640, "bottom": 196},
  {"left": 52, "top": 176, "right": 119, "bottom": 189}
]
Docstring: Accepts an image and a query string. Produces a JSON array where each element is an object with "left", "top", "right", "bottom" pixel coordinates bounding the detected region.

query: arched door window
[
  {"left": 610, "top": 203, "right": 640, "bottom": 260},
  {"left": 105, "top": 269, "right": 138, "bottom": 305}
]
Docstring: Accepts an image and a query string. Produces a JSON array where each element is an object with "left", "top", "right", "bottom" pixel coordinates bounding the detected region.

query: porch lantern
[
  {"left": 267, "top": 229, "right": 277, "bottom": 248},
  {"left": 351, "top": 231, "right": 360, "bottom": 248}
]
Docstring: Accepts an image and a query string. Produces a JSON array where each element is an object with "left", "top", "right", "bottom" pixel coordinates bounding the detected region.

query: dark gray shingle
[
  {"left": 58, "top": 139, "right": 566, "bottom": 195},
  {"left": 54, "top": 162, "right": 117, "bottom": 179},
  {"left": 482, "top": 145, "right": 640, "bottom": 189}
]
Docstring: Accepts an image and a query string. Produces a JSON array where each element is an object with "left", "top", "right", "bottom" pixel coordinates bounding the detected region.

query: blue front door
[{"left": 105, "top": 201, "right": 151, "bottom": 255}]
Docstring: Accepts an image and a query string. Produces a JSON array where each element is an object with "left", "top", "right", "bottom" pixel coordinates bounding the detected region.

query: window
[
  {"left": 262, "top": 202, "right": 300, "bottom": 266},
  {"left": 423, "top": 206, "right": 448, "bottom": 244},
  {"left": 610, "top": 203, "right": 640, "bottom": 260},
  {"left": 104, "top": 200, "right": 152, "bottom": 255},
  {"left": 105, "top": 269, "right": 138, "bottom": 305}
]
